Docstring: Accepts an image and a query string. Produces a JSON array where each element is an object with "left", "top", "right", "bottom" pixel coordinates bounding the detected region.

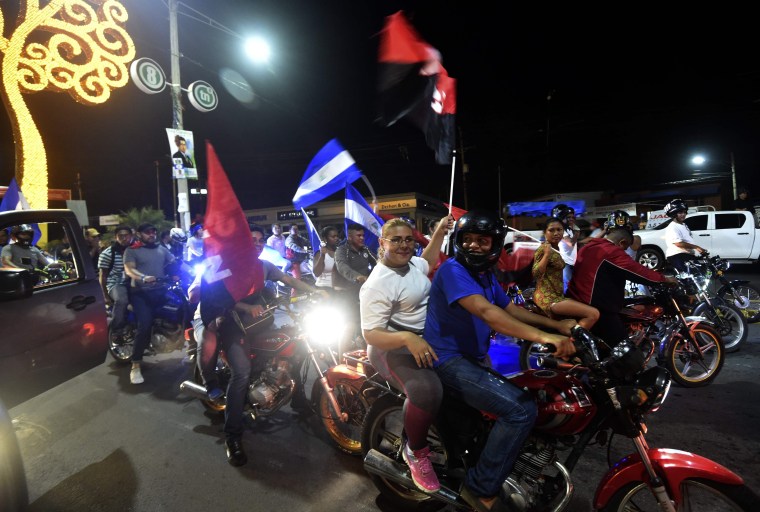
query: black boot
[{"left": 225, "top": 438, "right": 248, "bottom": 467}]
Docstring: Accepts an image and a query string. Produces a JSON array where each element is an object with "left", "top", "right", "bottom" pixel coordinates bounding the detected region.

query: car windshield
[{"left": 653, "top": 218, "right": 672, "bottom": 230}]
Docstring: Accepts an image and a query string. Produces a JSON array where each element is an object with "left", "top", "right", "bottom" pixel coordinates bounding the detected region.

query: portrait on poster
[{"left": 166, "top": 128, "right": 198, "bottom": 179}]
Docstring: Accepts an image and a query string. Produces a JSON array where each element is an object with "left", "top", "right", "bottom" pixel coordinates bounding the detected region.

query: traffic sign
[
  {"left": 130, "top": 58, "right": 167, "bottom": 94},
  {"left": 188, "top": 81, "right": 218, "bottom": 112}
]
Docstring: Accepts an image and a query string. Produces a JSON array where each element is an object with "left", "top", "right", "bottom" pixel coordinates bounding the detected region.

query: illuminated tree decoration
[{"left": 0, "top": 0, "right": 136, "bottom": 208}]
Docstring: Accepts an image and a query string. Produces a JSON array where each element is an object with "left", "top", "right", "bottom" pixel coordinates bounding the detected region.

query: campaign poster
[{"left": 166, "top": 128, "right": 198, "bottom": 179}]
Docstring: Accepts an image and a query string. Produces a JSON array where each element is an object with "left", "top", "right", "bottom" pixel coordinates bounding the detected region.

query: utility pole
[
  {"left": 154, "top": 160, "right": 161, "bottom": 210},
  {"left": 75, "top": 173, "right": 83, "bottom": 200},
  {"left": 169, "top": 0, "right": 191, "bottom": 231},
  {"left": 730, "top": 151, "right": 737, "bottom": 200}
]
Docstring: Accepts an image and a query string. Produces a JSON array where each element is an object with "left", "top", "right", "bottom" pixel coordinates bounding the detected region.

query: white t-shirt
[
  {"left": 314, "top": 252, "right": 335, "bottom": 288},
  {"left": 360, "top": 256, "right": 430, "bottom": 335},
  {"left": 665, "top": 221, "right": 695, "bottom": 257},
  {"left": 559, "top": 226, "right": 579, "bottom": 266}
]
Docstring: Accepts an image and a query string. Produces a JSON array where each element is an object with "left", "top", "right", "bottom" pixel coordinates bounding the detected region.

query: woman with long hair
[{"left": 360, "top": 215, "right": 452, "bottom": 493}]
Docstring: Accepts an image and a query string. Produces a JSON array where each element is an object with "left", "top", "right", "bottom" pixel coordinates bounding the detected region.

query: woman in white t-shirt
[
  {"left": 313, "top": 225, "right": 339, "bottom": 289},
  {"left": 360, "top": 215, "right": 452, "bottom": 492}
]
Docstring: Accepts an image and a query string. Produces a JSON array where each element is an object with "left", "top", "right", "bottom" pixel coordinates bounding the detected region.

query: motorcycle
[
  {"left": 179, "top": 293, "right": 374, "bottom": 453},
  {"left": 520, "top": 281, "right": 725, "bottom": 387},
  {"left": 108, "top": 277, "right": 192, "bottom": 363},
  {"left": 677, "top": 254, "right": 752, "bottom": 352},
  {"left": 363, "top": 326, "right": 760, "bottom": 511}
]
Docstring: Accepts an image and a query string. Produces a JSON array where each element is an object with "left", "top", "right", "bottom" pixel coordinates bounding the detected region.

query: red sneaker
[{"left": 402, "top": 442, "right": 440, "bottom": 492}]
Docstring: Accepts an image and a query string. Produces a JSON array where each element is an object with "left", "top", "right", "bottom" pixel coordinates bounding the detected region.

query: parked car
[
  {"left": 636, "top": 210, "right": 760, "bottom": 270},
  {"left": 0, "top": 209, "right": 108, "bottom": 511}
]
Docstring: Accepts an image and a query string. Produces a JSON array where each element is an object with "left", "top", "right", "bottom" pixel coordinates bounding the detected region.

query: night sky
[{"left": 1, "top": 1, "right": 759, "bottom": 220}]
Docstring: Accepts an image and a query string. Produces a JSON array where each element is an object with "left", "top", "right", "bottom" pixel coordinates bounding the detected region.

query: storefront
[{"left": 243, "top": 191, "right": 448, "bottom": 235}]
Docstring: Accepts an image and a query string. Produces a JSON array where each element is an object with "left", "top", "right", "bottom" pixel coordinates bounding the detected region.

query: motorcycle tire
[
  {"left": 361, "top": 393, "right": 447, "bottom": 512},
  {"left": 108, "top": 322, "right": 136, "bottom": 364},
  {"left": 696, "top": 302, "right": 748, "bottom": 353},
  {"left": 0, "top": 401, "right": 28, "bottom": 512},
  {"left": 664, "top": 324, "right": 724, "bottom": 387},
  {"left": 519, "top": 340, "right": 557, "bottom": 371},
  {"left": 312, "top": 381, "right": 365, "bottom": 455},
  {"left": 718, "top": 283, "right": 760, "bottom": 324},
  {"left": 600, "top": 478, "right": 760, "bottom": 511}
]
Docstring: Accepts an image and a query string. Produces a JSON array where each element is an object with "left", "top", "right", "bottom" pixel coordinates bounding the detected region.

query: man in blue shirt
[{"left": 424, "top": 210, "right": 575, "bottom": 512}]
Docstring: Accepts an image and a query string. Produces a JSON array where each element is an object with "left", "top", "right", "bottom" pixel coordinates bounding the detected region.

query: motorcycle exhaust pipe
[
  {"left": 179, "top": 380, "right": 211, "bottom": 401},
  {"left": 363, "top": 449, "right": 463, "bottom": 507}
]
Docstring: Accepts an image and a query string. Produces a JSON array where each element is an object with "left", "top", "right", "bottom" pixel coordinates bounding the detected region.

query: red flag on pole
[
  {"left": 200, "top": 141, "right": 264, "bottom": 324},
  {"left": 377, "top": 11, "right": 456, "bottom": 165}
]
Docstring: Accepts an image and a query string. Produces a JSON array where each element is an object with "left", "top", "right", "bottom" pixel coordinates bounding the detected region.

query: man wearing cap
[
  {"left": 85, "top": 227, "right": 102, "bottom": 268},
  {"left": 123, "top": 223, "right": 176, "bottom": 384}
]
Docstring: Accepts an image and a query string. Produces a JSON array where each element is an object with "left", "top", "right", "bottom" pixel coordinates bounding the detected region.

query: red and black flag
[
  {"left": 200, "top": 141, "right": 264, "bottom": 326},
  {"left": 377, "top": 11, "right": 456, "bottom": 165}
]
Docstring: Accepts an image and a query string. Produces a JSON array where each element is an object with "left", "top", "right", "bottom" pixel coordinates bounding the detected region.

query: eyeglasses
[{"left": 382, "top": 237, "right": 415, "bottom": 247}]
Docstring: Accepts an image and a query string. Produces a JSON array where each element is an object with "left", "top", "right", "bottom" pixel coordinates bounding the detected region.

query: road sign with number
[{"left": 130, "top": 58, "right": 167, "bottom": 94}]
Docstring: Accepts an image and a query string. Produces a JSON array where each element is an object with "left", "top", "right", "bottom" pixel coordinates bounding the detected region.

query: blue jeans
[
  {"left": 130, "top": 289, "right": 165, "bottom": 363},
  {"left": 220, "top": 333, "right": 251, "bottom": 441},
  {"left": 108, "top": 284, "right": 129, "bottom": 332},
  {"left": 435, "top": 356, "right": 537, "bottom": 497}
]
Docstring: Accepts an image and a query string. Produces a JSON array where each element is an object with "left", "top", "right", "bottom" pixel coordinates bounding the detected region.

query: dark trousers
[
  {"left": 220, "top": 334, "right": 251, "bottom": 441},
  {"left": 667, "top": 253, "right": 698, "bottom": 274},
  {"left": 591, "top": 310, "right": 628, "bottom": 351},
  {"left": 130, "top": 289, "right": 165, "bottom": 363}
]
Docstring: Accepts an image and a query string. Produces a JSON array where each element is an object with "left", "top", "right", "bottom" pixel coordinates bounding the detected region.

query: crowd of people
[{"left": 0, "top": 196, "right": 737, "bottom": 506}]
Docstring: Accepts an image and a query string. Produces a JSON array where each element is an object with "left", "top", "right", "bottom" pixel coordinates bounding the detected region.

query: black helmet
[
  {"left": 170, "top": 227, "right": 187, "bottom": 244},
  {"left": 606, "top": 210, "right": 632, "bottom": 231},
  {"left": 453, "top": 210, "right": 506, "bottom": 272},
  {"left": 551, "top": 204, "right": 575, "bottom": 227},
  {"left": 665, "top": 199, "right": 688, "bottom": 218},
  {"left": 11, "top": 224, "right": 34, "bottom": 246}
]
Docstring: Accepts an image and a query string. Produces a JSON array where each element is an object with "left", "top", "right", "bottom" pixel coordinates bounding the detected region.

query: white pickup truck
[
  {"left": 504, "top": 228, "right": 544, "bottom": 253},
  {"left": 636, "top": 210, "right": 760, "bottom": 270}
]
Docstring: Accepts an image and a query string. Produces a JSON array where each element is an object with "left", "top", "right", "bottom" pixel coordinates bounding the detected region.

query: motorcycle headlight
[
  {"left": 633, "top": 366, "right": 671, "bottom": 413},
  {"left": 302, "top": 306, "right": 346, "bottom": 345}
]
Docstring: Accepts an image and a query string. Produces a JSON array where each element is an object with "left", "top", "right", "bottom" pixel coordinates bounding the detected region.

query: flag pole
[
  {"left": 444, "top": 150, "right": 457, "bottom": 254},
  {"left": 506, "top": 225, "right": 560, "bottom": 254},
  {"left": 360, "top": 175, "right": 379, "bottom": 213}
]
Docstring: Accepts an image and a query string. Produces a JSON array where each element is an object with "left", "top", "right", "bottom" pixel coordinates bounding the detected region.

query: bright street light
[
  {"left": 244, "top": 37, "right": 271, "bottom": 63},
  {"left": 689, "top": 153, "right": 737, "bottom": 200}
]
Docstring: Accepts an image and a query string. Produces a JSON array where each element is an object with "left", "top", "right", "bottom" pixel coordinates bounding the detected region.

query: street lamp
[
  {"left": 168, "top": 0, "right": 270, "bottom": 230},
  {"left": 690, "top": 153, "right": 737, "bottom": 200}
]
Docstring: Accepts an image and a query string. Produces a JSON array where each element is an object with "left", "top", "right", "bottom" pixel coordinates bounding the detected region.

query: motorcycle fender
[
  {"left": 325, "top": 364, "right": 366, "bottom": 388},
  {"left": 593, "top": 448, "right": 744, "bottom": 509}
]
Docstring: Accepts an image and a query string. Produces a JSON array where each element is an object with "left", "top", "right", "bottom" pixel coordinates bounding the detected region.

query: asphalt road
[{"left": 10, "top": 266, "right": 760, "bottom": 512}]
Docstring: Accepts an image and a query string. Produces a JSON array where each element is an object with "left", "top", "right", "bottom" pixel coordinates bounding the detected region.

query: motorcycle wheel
[
  {"left": 718, "top": 284, "right": 760, "bottom": 324},
  {"left": 193, "top": 365, "right": 226, "bottom": 413},
  {"left": 519, "top": 340, "right": 556, "bottom": 371},
  {"left": 664, "top": 325, "right": 724, "bottom": 387},
  {"left": 600, "top": 478, "right": 760, "bottom": 511},
  {"left": 361, "top": 393, "right": 447, "bottom": 512},
  {"left": 108, "top": 322, "right": 136, "bottom": 364},
  {"left": 314, "top": 381, "right": 366, "bottom": 455},
  {"left": 696, "top": 302, "right": 748, "bottom": 353},
  {"left": 0, "top": 401, "right": 28, "bottom": 512}
]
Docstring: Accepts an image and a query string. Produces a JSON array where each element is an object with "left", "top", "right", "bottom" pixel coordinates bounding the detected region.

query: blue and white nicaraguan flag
[
  {"left": 345, "top": 183, "right": 384, "bottom": 253},
  {"left": 1, "top": 178, "right": 41, "bottom": 245},
  {"left": 0, "top": 178, "right": 32, "bottom": 212},
  {"left": 301, "top": 209, "right": 322, "bottom": 257},
  {"left": 292, "top": 139, "right": 363, "bottom": 210}
]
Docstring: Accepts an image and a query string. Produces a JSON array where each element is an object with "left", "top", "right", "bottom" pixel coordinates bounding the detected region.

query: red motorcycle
[
  {"left": 520, "top": 282, "right": 725, "bottom": 387},
  {"left": 363, "top": 326, "right": 758, "bottom": 511}
]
